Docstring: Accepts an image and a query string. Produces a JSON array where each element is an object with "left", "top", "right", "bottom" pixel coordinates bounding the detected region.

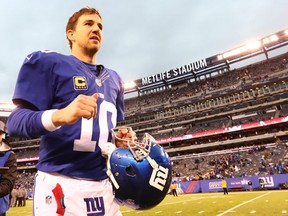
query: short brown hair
[{"left": 66, "top": 7, "right": 102, "bottom": 49}]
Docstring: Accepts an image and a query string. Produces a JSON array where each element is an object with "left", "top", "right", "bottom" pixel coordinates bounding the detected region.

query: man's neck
[{"left": 71, "top": 50, "right": 97, "bottom": 65}]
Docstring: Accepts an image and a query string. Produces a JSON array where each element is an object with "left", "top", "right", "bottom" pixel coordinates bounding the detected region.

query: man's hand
[
  {"left": 114, "top": 127, "right": 137, "bottom": 148},
  {"left": 52, "top": 93, "right": 99, "bottom": 127}
]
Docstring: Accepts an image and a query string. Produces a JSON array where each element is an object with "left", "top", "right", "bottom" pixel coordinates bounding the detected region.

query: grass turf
[{"left": 7, "top": 190, "right": 288, "bottom": 216}]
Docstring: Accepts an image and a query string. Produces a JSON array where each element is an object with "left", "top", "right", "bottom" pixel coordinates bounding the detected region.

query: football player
[{"left": 7, "top": 7, "right": 126, "bottom": 216}]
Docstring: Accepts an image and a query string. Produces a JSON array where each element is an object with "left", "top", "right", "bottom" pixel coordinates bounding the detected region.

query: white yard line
[
  {"left": 216, "top": 191, "right": 272, "bottom": 216},
  {"left": 162, "top": 197, "right": 204, "bottom": 206}
]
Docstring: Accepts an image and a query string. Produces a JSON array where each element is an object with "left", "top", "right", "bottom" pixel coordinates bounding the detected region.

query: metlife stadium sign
[{"left": 141, "top": 58, "right": 207, "bottom": 86}]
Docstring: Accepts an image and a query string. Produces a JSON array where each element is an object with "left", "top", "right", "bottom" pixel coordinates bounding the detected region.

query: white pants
[{"left": 33, "top": 171, "right": 122, "bottom": 216}]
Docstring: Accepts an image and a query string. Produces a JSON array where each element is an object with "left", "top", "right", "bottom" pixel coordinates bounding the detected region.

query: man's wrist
[{"left": 41, "top": 109, "right": 61, "bottom": 131}]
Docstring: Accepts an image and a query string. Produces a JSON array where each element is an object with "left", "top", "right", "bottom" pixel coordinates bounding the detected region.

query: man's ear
[{"left": 67, "top": 29, "right": 75, "bottom": 42}]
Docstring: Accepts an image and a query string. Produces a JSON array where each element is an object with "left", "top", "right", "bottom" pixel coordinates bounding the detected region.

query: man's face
[{"left": 70, "top": 13, "right": 103, "bottom": 54}]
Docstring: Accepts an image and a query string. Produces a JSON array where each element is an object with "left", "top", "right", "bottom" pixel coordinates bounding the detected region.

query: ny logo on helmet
[{"left": 149, "top": 165, "right": 169, "bottom": 191}]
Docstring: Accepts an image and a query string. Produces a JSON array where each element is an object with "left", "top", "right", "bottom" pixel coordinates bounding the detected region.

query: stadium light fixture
[
  {"left": 262, "top": 34, "right": 279, "bottom": 44},
  {"left": 269, "top": 35, "right": 279, "bottom": 42},
  {"left": 246, "top": 40, "right": 262, "bottom": 50},
  {"left": 124, "top": 81, "right": 136, "bottom": 90},
  {"left": 221, "top": 40, "right": 262, "bottom": 59},
  {"left": 262, "top": 38, "right": 270, "bottom": 44},
  {"left": 0, "top": 103, "right": 16, "bottom": 111},
  {"left": 217, "top": 54, "right": 224, "bottom": 61}
]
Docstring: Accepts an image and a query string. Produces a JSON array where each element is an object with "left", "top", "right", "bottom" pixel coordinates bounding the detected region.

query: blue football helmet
[{"left": 107, "top": 128, "right": 172, "bottom": 210}]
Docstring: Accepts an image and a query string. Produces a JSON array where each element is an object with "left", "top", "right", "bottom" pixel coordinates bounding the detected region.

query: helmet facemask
[{"left": 111, "top": 127, "right": 154, "bottom": 161}]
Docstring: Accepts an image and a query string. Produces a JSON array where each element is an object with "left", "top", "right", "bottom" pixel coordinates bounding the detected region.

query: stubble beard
[{"left": 84, "top": 46, "right": 99, "bottom": 58}]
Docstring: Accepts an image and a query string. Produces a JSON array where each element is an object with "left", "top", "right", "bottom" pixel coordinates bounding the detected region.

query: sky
[{"left": 1, "top": 0, "right": 288, "bottom": 102}]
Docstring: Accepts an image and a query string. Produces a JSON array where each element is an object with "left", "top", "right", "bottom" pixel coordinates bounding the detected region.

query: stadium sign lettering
[
  {"left": 142, "top": 58, "right": 207, "bottom": 85},
  {"left": 259, "top": 176, "right": 274, "bottom": 187},
  {"left": 208, "top": 181, "right": 222, "bottom": 189}
]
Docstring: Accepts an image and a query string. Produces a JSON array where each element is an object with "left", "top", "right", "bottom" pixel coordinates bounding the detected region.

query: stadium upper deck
[{"left": 123, "top": 28, "right": 288, "bottom": 95}]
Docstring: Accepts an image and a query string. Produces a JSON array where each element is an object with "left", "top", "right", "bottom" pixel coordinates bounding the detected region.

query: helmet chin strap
[
  {"left": 106, "top": 155, "right": 120, "bottom": 190},
  {"left": 100, "top": 142, "right": 120, "bottom": 190}
]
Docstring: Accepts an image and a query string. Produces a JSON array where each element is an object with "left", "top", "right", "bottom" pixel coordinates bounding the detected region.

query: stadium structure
[{"left": 1, "top": 28, "right": 288, "bottom": 193}]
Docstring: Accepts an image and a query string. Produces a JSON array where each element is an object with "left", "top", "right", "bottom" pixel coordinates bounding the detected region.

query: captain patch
[{"left": 73, "top": 76, "right": 88, "bottom": 90}]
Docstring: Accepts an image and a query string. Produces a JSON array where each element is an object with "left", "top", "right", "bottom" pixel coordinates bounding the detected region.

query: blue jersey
[{"left": 10, "top": 50, "right": 124, "bottom": 180}]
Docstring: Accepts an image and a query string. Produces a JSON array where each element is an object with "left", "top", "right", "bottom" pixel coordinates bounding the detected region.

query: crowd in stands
[{"left": 171, "top": 141, "right": 288, "bottom": 181}]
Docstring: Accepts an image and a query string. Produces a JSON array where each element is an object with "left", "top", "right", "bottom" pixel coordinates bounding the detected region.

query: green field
[{"left": 7, "top": 190, "right": 288, "bottom": 216}]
